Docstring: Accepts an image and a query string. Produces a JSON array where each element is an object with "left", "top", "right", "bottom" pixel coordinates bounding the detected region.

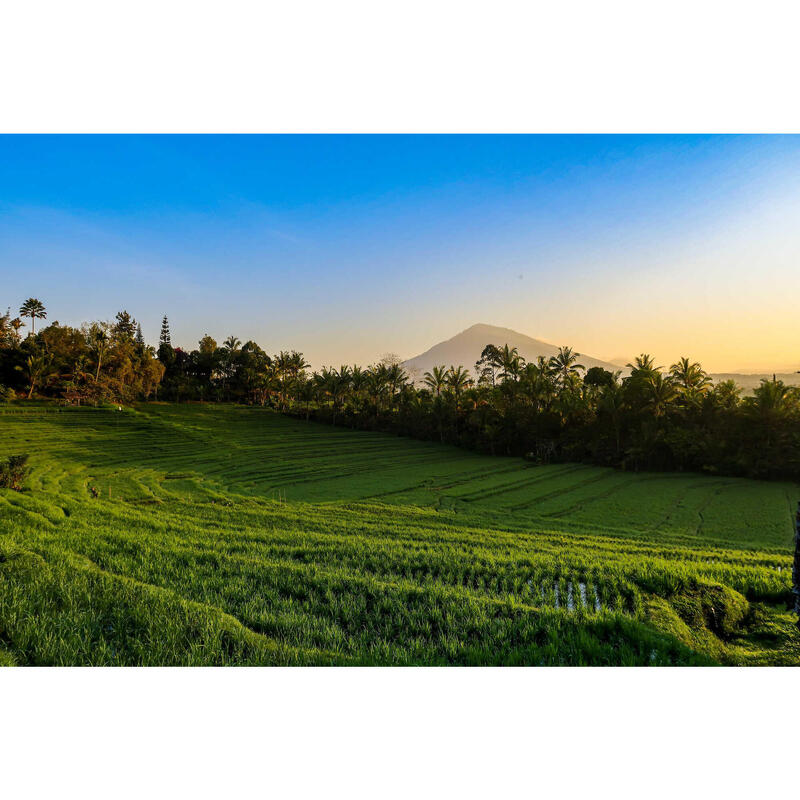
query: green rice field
[{"left": 1, "top": 403, "right": 798, "bottom": 665}]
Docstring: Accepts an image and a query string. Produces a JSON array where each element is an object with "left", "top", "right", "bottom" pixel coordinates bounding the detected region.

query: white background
[
  {"left": 1, "top": 0, "right": 799, "bottom": 132},
  {"left": 1, "top": 1, "right": 797, "bottom": 796},
  {"left": 3, "top": 668, "right": 796, "bottom": 797}
]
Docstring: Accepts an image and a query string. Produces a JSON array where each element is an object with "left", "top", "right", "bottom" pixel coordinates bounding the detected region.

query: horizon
[{"left": 3, "top": 134, "right": 800, "bottom": 372}]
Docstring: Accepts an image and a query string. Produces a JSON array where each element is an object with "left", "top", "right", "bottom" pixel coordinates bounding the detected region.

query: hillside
[
  {"left": 403, "top": 323, "right": 622, "bottom": 379},
  {"left": 1, "top": 404, "right": 796, "bottom": 666}
]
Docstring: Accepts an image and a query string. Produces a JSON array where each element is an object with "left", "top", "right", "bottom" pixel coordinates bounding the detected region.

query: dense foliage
[
  {"left": 3, "top": 300, "right": 800, "bottom": 480},
  {"left": 1, "top": 305, "right": 163, "bottom": 405}
]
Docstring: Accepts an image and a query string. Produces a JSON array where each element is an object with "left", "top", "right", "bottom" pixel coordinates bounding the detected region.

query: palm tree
[
  {"left": 89, "top": 326, "right": 110, "bottom": 381},
  {"left": 644, "top": 372, "right": 677, "bottom": 417},
  {"left": 24, "top": 353, "right": 54, "bottom": 398},
  {"left": 288, "top": 351, "right": 310, "bottom": 381},
  {"left": 446, "top": 365, "right": 472, "bottom": 401},
  {"left": 313, "top": 367, "right": 335, "bottom": 404},
  {"left": 385, "top": 363, "right": 407, "bottom": 407},
  {"left": 550, "top": 346, "right": 585, "bottom": 387},
  {"left": 217, "top": 337, "right": 242, "bottom": 401},
  {"left": 297, "top": 375, "right": 316, "bottom": 419},
  {"left": 12, "top": 317, "right": 24, "bottom": 338},
  {"left": 627, "top": 354, "right": 661, "bottom": 380},
  {"left": 669, "top": 356, "right": 711, "bottom": 398},
  {"left": 335, "top": 365, "right": 353, "bottom": 403},
  {"left": 423, "top": 365, "right": 448, "bottom": 397},
  {"left": 712, "top": 379, "right": 741, "bottom": 410},
  {"left": 255, "top": 362, "right": 280, "bottom": 407},
  {"left": 744, "top": 379, "right": 800, "bottom": 449},
  {"left": 520, "top": 360, "right": 555, "bottom": 411},
  {"left": 314, "top": 366, "right": 352, "bottom": 424},
  {"left": 350, "top": 365, "right": 367, "bottom": 409},
  {"left": 498, "top": 345, "right": 524, "bottom": 383},
  {"left": 745, "top": 379, "right": 799, "bottom": 423},
  {"left": 365, "top": 366, "right": 389, "bottom": 411},
  {"left": 19, "top": 298, "right": 46, "bottom": 335}
]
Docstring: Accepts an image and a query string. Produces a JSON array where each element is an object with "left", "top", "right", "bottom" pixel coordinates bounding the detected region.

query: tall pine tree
[
  {"left": 157, "top": 315, "right": 175, "bottom": 366},
  {"left": 159, "top": 315, "right": 171, "bottom": 346}
]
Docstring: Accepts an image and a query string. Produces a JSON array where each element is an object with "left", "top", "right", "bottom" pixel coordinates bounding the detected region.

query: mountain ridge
[
  {"left": 401, "top": 323, "right": 800, "bottom": 392},
  {"left": 402, "top": 323, "right": 621, "bottom": 379}
]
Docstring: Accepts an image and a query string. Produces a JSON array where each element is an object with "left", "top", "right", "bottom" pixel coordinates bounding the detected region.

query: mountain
[{"left": 402, "top": 323, "right": 621, "bottom": 380}]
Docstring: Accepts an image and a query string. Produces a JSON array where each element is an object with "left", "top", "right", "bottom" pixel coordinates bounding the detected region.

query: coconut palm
[
  {"left": 627, "top": 354, "right": 661, "bottom": 380},
  {"left": 446, "top": 365, "right": 472, "bottom": 400},
  {"left": 744, "top": 379, "right": 800, "bottom": 449},
  {"left": 712, "top": 379, "right": 741, "bottom": 410},
  {"left": 295, "top": 375, "right": 316, "bottom": 418},
  {"left": 745, "top": 379, "right": 800, "bottom": 423},
  {"left": 520, "top": 361, "right": 555, "bottom": 411},
  {"left": 313, "top": 367, "right": 335, "bottom": 404},
  {"left": 288, "top": 351, "right": 310, "bottom": 380},
  {"left": 349, "top": 365, "right": 367, "bottom": 408},
  {"left": 498, "top": 345, "right": 524, "bottom": 383},
  {"left": 423, "top": 365, "right": 448, "bottom": 397},
  {"left": 643, "top": 372, "right": 677, "bottom": 417},
  {"left": 669, "top": 356, "right": 711, "bottom": 399},
  {"left": 24, "top": 353, "right": 54, "bottom": 398},
  {"left": 550, "top": 346, "right": 585, "bottom": 388},
  {"left": 331, "top": 366, "right": 353, "bottom": 423},
  {"left": 19, "top": 298, "right": 46, "bottom": 335},
  {"left": 314, "top": 366, "right": 352, "bottom": 424},
  {"left": 385, "top": 363, "right": 407, "bottom": 404},
  {"left": 365, "top": 366, "right": 389, "bottom": 411}
]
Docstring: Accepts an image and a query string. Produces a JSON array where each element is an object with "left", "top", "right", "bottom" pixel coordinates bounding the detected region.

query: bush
[
  {"left": 0, "top": 385, "right": 15, "bottom": 403},
  {"left": 0, "top": 454, "right": 30, "bottom": 491},
  {"left": 671, "top": 580, "right": 749, "bottom": 639}
]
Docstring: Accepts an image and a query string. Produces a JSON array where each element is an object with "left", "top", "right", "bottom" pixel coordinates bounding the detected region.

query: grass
[{"left": 0, "top": 403, "right": 798, "bottom": 665}]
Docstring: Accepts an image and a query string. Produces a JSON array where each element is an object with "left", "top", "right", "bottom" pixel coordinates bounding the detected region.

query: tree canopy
[{"left": 3, "top": 300, "right": 799, "bottom": 481}]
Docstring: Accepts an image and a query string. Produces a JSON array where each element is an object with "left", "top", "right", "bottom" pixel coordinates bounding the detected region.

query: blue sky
[{"left": 2, "top": 134, "right": 800, "bottom": 370}]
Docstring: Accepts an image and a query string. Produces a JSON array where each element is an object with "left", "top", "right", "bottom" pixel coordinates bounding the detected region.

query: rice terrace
[
  {"left": 3, "top": 135, "right": 800, "bottom": 672},
  {"left": 1, "top": 403, "right": 797, "bottom": 666}
]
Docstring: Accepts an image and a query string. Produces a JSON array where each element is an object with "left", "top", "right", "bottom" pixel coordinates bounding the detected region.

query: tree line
[
  {"left": 1, "top": 300, "right": 163, "bottom": 404},
  {"left": 2, "top": 299, "right": 799, "bottom": 481}
]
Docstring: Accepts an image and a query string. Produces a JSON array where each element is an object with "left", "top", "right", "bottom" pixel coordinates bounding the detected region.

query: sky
[{"left": 2, "top": 134, "right": 800, "bottom": 372}]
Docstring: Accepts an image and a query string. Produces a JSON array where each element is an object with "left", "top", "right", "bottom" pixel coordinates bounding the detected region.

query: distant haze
[
  {"left": 402, "top": 323, "right": 800, "bottom": 390},
  {"left": 403, "top": 323, "right": 621, "bottom": 380}
]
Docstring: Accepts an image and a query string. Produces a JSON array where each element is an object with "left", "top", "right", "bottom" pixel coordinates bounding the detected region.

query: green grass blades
[{"left": 0, "top": 403, "right": 797, "bottom": 665}]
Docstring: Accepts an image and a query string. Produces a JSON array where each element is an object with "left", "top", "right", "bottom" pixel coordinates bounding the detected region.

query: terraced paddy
[{"left": 1, "top": 403, "right": 798, "bottom": 665}]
